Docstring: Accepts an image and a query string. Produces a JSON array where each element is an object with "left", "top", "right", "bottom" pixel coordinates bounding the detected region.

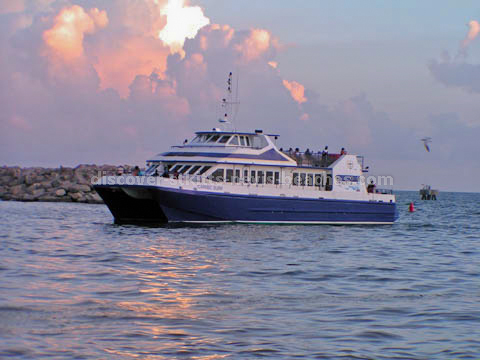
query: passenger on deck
[
  {"left": 294, "top": 148, "right": 301, "bottom": 165},
  {"left": 305, "top": 148, "right": 312, "bottom": 165},
  {"left": 340, "top": 147, "right": 347, "bottom": 155},
  {"left": 321, "top": 146, "right": 328, "bottom": 166},
  {"left": 132, "top": 166, "right": 140, "bottom": 176}
]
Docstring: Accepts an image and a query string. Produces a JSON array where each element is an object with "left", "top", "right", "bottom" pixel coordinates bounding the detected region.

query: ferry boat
[{"left": 94, "top": 75, "right": 398, "bottom": 225}]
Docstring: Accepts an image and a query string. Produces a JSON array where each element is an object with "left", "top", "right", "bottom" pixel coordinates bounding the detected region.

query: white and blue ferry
[
  {"left": 94, "top": 128, "right": 397, "bottom": 224},
  {"left": 94, "top": 74, "right": 397, "bottom": 224}
]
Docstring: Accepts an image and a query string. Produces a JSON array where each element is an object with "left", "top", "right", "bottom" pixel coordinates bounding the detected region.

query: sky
[{"left": 0, "top": 0, "right": 479, "bottom": 192}]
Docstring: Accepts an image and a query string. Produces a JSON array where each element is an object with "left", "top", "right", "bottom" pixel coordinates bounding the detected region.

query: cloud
[
  {"left": 429, "top": 19, "right": 480, "bottom": 94},
  {"left": 0, "top": 0, "right": 25, "bottom": 14},
  {"left": 43, "top": 5, "right": 108, "bottom": 62},
  {"left": 429, "top": 60, "right": 480, "bottom": 93},
  {"left": 282, "top": 79, "right": 307, "bottom": 104},
  {"left": 158, "top": 0, "right": 210, "bottom": 56},
  {"left": 461, "top": 20, "right": 480, "bottom": 49}
]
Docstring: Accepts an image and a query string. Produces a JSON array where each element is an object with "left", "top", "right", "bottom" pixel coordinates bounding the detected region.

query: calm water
[{"left": 1, "top": 192, "right": 479, "bottom": 359}]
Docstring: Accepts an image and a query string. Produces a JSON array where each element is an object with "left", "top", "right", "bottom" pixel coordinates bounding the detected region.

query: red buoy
[{"left": 409, "top": 202, "right": 415, "bottom": 212}]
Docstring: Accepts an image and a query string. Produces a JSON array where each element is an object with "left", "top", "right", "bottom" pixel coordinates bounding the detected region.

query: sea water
[{"left": 0, "top": 192, "right": 479, "bottom": 359}]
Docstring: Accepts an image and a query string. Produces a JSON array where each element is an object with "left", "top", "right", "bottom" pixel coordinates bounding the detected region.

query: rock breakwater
[{"left": 0, "top": 165, "right": 133, "bottom": 204}]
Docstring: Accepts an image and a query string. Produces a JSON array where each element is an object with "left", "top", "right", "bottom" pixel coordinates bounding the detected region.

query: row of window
[
  {"left": 191, "top": 134, "right": 252, "bottom": 147},
  {"left": 148, "top": 163, "right": 331, "bottom": 189},
  {"left": 207, "top": 169, "right": 330, "bottom": 188},
  {"left": 292, "top": 173, "right": 325, "bottom": 187},
  {"left": 208, "top": 169, "right": 281, "bottom": 184}
]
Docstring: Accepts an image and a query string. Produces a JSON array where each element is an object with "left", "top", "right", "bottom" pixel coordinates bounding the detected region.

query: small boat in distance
[{"left": 94, "top": 74, "right": 398, "bottom": 224}]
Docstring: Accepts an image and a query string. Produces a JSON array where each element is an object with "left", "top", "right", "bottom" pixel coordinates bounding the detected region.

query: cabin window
[
  {"left": 274, "top": 172, "right": 280, "bottom": 185},
  {"left": 229, "top": 136, "right": 239, "bottom": 146},
  {"left": 325, "top": 174, "right": 333, "bottom": 191},
  {"left": 245, "top": 137, "right": 251, "bottom": 146},
  {"left": 179, "top": 165, "right": 192, "bottom": 174},
  {"left": 218, "top": 135, "right": 231, "bottom": 144},
  {"left": 300, "top": 173, "right": 306, "bottom": 186},
  {"left": 244, "top": 170, "right": 249, "bottom": 183},
  {"left": 209, "top": 168, "right": 224, "bottom": 182},
  {"left": 307, "top": 174, "right": 314, "bottom": 187},
  {"left": 235, "top": 169, "right": 241, "bottom": 183},
  {"left": 146, "top": 164, "right": 158, "bottom": 175},
  {"left": 293, "top": 173, "right": 300, "bottom": 186},
  {"left": 197, "top": 166, "right": 212, "bottom": 176},
  {"left": 226, "top": 169, "right": 234, "bottom": 183},
  {"left": 315, "top": 174, "right": 323, "bottom": 187},
  {"left": 251, "top": 170, "right": 256, "bottom": 184},
  {"left": 258, "top": 171, "right": 265, "bottom": 184},
  {"left": 208, "top": 134, "right": 221, "bottom": 143},
  {"left": 239, "top": 136, "right": 245, "bottom": 146},
  {"left": 187, "top": 165, "right": 202, "bottom": 175},
  {"left": 170, "top": 164, "right": 182, "bottom": 174},
  {"left": 266, "top": 171, "right": 274, "bottom": 184}
]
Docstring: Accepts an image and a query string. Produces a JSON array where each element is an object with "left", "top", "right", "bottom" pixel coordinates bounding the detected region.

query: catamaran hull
[
  {"left": 94, "top": 186, "right": 168, "bottom": 224},
  {"left": 95, "top": 185, "right": 398, "bottom": 225}
]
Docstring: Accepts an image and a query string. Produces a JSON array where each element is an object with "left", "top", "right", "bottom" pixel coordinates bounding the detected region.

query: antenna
[{"left": 218, "top": 72, "right": 240, "bottom": 132}]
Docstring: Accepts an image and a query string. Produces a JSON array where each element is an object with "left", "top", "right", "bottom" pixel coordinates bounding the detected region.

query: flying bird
[{"left": 421, "top": 137, "right": 432, "bottom": 152}]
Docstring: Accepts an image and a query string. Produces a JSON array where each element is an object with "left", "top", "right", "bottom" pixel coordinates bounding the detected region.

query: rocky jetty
[{"left": 0, "top": 165, "right": 134, "bottom": 204}]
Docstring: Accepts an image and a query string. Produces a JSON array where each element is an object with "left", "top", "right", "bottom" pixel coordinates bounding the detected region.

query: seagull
[{"left": 421, "top": 137, "right": 432, "bottom": 152}]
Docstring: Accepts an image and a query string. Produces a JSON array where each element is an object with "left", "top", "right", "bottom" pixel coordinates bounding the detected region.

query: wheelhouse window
[
  {"left": 208, "top": 134, "right": 221, "bottom": 143},
  {"left": 197, "top": 166, "right": 212, "bottom": 176},
  {"left": 235, "top": 169, "right": 241, "bottom": 183},
  {"left": 208, "top": 168, "right": 224, "bottom": 182},
  {"left": 239, "top": 136, "right": 246, "bottom": 146},
  {"left": 274, "top": 172, "right": 280, "bottom": 185},
  {"left": 315, "top": 174, "right": 323, "bottom": 187},
  {"left": 218, "top": 135, "right": 231, "bottom": 144},
  {"left": 252, "top": 135, "right": 267, "bottom": 149},
  {"left": 229, "top": 136, "right": 239, "bottom": 145},
  {"left": 245, "top": 137, "right": 251, "bottom": 146}
]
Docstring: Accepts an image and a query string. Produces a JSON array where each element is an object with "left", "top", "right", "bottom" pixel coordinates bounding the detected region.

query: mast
[{"left": 219, "top": 72, "right": 240, "bottom": 132}]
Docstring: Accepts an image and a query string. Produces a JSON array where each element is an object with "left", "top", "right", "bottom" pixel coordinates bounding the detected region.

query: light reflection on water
[{"left": 0, "top": 192, "right": 480, "bottom": 359}]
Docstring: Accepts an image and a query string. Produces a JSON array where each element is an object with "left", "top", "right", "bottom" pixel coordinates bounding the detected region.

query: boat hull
[
  {"left": 95, "top": 186, "right": 168, "bottom": 224},
  {"left": 95, "top": 185, "right": 398, "bottom": 225}
]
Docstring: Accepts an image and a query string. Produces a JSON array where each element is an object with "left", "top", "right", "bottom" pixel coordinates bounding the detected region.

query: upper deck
[{"left": 149, "top": 129, "right": 366, "bottom": 171}]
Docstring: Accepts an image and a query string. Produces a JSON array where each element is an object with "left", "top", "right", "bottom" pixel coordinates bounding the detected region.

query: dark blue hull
[{"left": 95, "top": 185, "right": 398, "bottom": 224}]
